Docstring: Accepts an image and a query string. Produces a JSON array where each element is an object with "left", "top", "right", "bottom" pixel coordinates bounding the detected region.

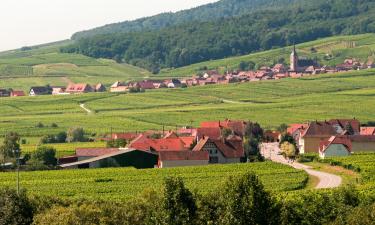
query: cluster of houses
[
  {"left": 1, "top": 47, "right": 374, "bottom": 98},
  {"left": 59, "top": 119, "right": 248, "bottom": 169},
  {"left": 287, "top": 119, "right": 375, "bottom": 158}
]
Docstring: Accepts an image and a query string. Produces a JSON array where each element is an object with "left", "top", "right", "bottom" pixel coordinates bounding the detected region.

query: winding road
[{"left": 261, "top": 143, "right": 342, "bottom": 189}]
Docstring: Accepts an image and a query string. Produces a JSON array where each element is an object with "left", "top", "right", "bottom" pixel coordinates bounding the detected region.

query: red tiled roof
[
  {"left": 193, "top": 137, "right": 244, "bottom": 158},
  {"left": 66, "top": 83, "right": 92, "bottom": 93},
  {"left": 159, "top": 151, "right": 209, "bottom": 161},
  {"left": 328, "top": 119, "right": 360, "bottom": 133},
  {"left": 11, "top": 90, "right": 25, "bottom": 96},
  {"left": 319, "top": 136, "right": 352, "bottom": 153},
  {"left": 179, "top": 136, "right": 195, "bottom": 148},
  {"left": 302, "top": 121, "right": 337, "bottom": 137},
  {"left": 200, "top": 119, "right": 247, "bottom": 136},
  {"left": 75, "top": 148, "right": 119, "bottom": 157},
  {"left": 129, "top": 135, "right": 188, "bottom": 152},
  {"left": 112, "top": 132, "right": 138, "bottom": 140},
  {"left": 360, "top": 127, "right": 375, "bottom": 135},
  {"left": 287, "top": 124, "right": 308, "bottom": 135},
  {"left": 138, "top": 81, "right": 155, "bottom": 89},
  {"left": 197, "top": 127, "right": 222, "bottom": 140}
]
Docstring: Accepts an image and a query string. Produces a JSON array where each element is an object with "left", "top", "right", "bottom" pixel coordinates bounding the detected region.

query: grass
[
  {"left": 0, "top": 69, "right": 375, "bottom": 139},
  {"left": 0, "top": 162, "right": 308, "bottom": 202},
  {"left": 21, "top": 142, "right": 107, "bottom": 157}
]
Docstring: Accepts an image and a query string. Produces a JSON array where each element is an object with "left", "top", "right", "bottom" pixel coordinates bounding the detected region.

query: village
[
  {"left": 1, "top": 47, "right": 374, "bottom": 97},
  {"left": 57, "top": 117, "right": 375, "bottom": 170}
]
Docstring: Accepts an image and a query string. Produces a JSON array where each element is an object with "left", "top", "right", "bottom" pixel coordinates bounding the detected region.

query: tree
[
  {"left": 0, "top": 132, "right": 21, "bottom": 164},
  {"left": 66, "top": 127, "right": 86, "bottom": 142},
  {"left": 30, "top": 146, "right": 57, "bottom": 167},
  {"left": 280, "top": 142, "right": 297, "bottom": 158},
  {"left": 277, "top": 123, "right": 288, "bottom": 133},
  {"left": 107, "top": 139, "right": 127, "bottom": 148},
  {"left": 220, "top": 172, "right": 279, "bottom": 225},
  {"left": 55, "top": 132, "right": 67, "bottom": 143},
  {"left": 163, "top": 177, "right": 197, "bottom": 225},
  {"left": 0, "top": 188, "right": 33, "bottom": 225}
]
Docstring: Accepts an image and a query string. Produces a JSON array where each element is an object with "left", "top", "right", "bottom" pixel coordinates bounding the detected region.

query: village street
[{"left": 260, "top": 143, "right": 342, "bottom": 189}]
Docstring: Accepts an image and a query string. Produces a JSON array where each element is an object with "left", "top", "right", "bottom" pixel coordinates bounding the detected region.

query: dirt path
[
  {"left": 261, "top": 143, "right": 342, "bottom": 189},
  {"left": 79, "top": 103, "right": 92, "bottom": 114}
]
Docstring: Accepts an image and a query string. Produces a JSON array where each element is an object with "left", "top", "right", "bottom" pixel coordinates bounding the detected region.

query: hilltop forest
[{"left": 61, "top": 0, "right": 375, "bottom": 73}]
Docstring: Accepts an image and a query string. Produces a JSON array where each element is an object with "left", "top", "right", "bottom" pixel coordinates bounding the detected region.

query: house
[
  {"left": 287, "top": 123, "right": 308, "bottom": 145},
  {"left": 299, "top": 121, "right": 338, "bottom": 154},
  {"left": 29, "top": 86, "right": 52, "bottom": 96},
  {"left": 110, "top": 81, "right": 128, "bottom": 93},
  {"left": 129, "top": 134, "right": 190, "bottom": 152},
  {"left": 111, "top": 132, "right": 139, "bottom": 141},
  {"left": 52, "top": 86, "right": 67, "bottom": 95},
  {"left": 328, "top": 119, "right": 360, "bottom": 134},
  {"left": 264, "top": 131, "right": 281, "bottom": 142},
  {"left": 0, "top": 89, "right": 11, "bottom": 97},
  {"left": 165, "top": 79, "right": 182, "bottom": 88},
  {"left": 158, "top": 151, "right": 209, "bottom": 168},
  {"left": 196, "top": 127, "right": 222, "bottom": 141},
  {"left": 75, "top": 148, "right": 119, "bottom": 161},
  {"left": 349, "top": 135, "right": 375, "bottom": 153},
  {"left": 66, "top": 83, "right": 93, "bottom": 94},
  {"left": 319, "top": 136, "right": 351, "bottom": 159},
  {"left": 200, "top": 119, "right": 248, "bottom": 137},
  {"left": 95, "top": 83, "right": 106, "bottom": 92},
  {"left": 60, "top": 149, "right": 158, "bottom": 169},
  {"left": 10, "top": 90, "right": 25, "bottom": 97},
  {"left": 360, "top": 127, "right": 375, "bottom": 135},
  {"left": 192, "top": 137, "right": 244, "bottom": 164},
  {"left": 138, "top": 80, "right": 155, "bottom": 90}
]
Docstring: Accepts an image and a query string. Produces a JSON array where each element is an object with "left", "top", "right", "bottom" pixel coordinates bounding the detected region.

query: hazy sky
[{"left": 0, "top": 0, "right": 218, "bottom": 51}]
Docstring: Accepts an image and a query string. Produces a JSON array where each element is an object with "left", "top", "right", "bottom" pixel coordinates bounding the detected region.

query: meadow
[
  {"left": 321, "top": 153, "right": 375, "bottom": 197},
  {"left": 0, "top": 162, "right": 308, "bottom": 201},
  {"left": 0, "top": 68, "right": 375, "bottom": 141}
]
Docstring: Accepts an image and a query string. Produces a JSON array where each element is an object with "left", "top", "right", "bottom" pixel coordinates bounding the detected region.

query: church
[{"left": 290, "top": 45, "right": 318, "bottom": 72}]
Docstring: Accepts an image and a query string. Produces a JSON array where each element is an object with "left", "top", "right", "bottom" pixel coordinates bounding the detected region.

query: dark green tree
[{"left": 0, "top": 188, "right": 33, "bottom": 225}]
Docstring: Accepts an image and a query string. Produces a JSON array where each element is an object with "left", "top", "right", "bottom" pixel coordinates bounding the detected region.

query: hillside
[
  {"left": 72, "top": 0, "right": 299, "bottom": 40},
  {"left": 64, "top": 0, "right": 375, "bottom": 72},
  {"left": 1, "top": 68, "right": 375, "bottom": 139},
  {"left": 0, "top": 41, "right": 151, "bottom": 91},
  {"left": 160, "top": 33, "right": 375, "bottom": 78}
]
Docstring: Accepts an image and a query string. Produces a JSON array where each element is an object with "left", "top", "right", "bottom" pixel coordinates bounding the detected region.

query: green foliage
[
  {"left": 40, "top": 132, "right": 67, "bottom": 144},
  {"left": 220, "top": 172, "right": 279, "bottom": 225},
  {"left": 106, "top": 139, "right": 126, "bottom": 148},
  {"left": 0, "top": 132, "right": 21, "bottom": 163},
  {"left": 163, "top": 177, "right": 197, "bottom": 225},
  {"left": 63, "top": 0, "right": 375, "bottom": 71},
  {"left": 66, "top": 127, "right": 86, "bottom": 143},
  {"left": 30, "top": 146, "right": 57, "bottom": 167},
  {"left": 0, "top": 162, "right": 308, "bottom": 201},
  {"left": 0, "top": 188, "right": 33, "bottom": 225}
]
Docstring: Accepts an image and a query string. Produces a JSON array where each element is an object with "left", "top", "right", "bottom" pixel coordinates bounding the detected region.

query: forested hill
[
  {"left": 71, "top": 0, "right": 299, "bottom": 40},
  {"left": 63, "top": 0, "right": 375, "bottom": 73}
]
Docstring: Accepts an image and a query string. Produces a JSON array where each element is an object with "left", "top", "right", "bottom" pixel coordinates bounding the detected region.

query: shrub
[
  {"left": 66, "top": 127, "right": 86, "bottom": 143},
  {"left": 51, "top": 123, "right": 58, "bottom": 128},
  {"left": 30, "top": 146, "right": 57, "bottom": 167},
  {"left": 106, "top": 139, "right": 127, "bottom": 148},
  {"left": 0, "top": 188, "right": 33, "bottom": 225},
  {"left": 35, "top": 122, "right": 44, "bottom": 128}
]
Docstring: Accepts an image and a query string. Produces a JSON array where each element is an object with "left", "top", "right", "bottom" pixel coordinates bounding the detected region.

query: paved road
[{"left": 261, "top": 143, "right": 342, "bottom": 189}]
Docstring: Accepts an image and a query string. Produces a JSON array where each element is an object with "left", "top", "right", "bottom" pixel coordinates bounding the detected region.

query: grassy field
[
  {"left": 0, "top": 41, "right": 151, "bottom": 91},
  {"left": 0, "top": 162, "right": 308, "bottom": 201},
  {"left": 0, "top": 68, "right": 374, "bottom": 140},
  {"left": 1, "top": 34, "right": 375, "bottom": 89},
  {"left": 320, "top": 153, "right": 375, "bottom": 198}
]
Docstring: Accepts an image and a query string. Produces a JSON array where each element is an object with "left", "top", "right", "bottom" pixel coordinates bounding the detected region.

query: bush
[
  {"left": 51, "top": 123, "right": 58, "bottom": 128},
  {"left": 66, "top": 128, "right": 86, "bottom": 143},
  {"left": 0, "top": 188, "right": 33, "bottom": 225},
  {"left": 35, "top": 122, "right": 44, "bottom": 128},
  {"left": 30, "top": 146, "right": 57, "bottom": 167},
  {"left": 106, "top": 139, "right": 127, "bottom": 148}
]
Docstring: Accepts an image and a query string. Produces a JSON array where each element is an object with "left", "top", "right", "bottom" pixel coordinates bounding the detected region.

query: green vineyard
[
  {"left": 0, "top": 64, "right": 33, "bottom": 76},
  {"left": 0, "top": 162, "right": 308, "bottom": 202}
]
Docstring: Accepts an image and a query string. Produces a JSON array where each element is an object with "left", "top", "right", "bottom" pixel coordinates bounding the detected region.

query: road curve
[{"left": 261, "top": 143, "right": 342, "bottom": 189}]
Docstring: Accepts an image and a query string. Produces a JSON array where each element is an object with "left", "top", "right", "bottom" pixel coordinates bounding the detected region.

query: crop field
[
  {"left": 322, "top": 153, "right": 375, "bottom": 197},
  {"left": 0, "top": 162, "right": 308, "bottom": 201},
  {"left": 0, "top": 69, "right": 375, "bottom": 140},
  {"left": 159, "top": 33, "right": 375, "bottom": 78},
  {"left": 21, "top": 142, "right": 107, "bottom": 157}
]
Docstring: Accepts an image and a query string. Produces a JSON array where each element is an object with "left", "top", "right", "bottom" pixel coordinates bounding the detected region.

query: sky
[{"left": 0, "top": 0, "right": 218, "bottom": 51}]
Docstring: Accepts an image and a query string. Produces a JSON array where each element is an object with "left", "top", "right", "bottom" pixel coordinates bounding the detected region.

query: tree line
[
  {"left": 61, "top": 0, "right": 375, "bottom": 73},
  {"left": 1, "top": 172, "right": 374, "bottom": 225}
]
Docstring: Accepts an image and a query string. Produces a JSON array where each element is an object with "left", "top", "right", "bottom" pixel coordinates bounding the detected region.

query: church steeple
[{"left": 290, "top": 44, "right": 298, "bottom": 71}]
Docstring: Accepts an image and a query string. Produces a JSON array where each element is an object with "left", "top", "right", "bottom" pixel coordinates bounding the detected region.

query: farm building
[
  {"left": 158, "top": 151, "right": 209, "bottom": 168},
  {"left": 10, "top": 90, "right": 25, "bottom": 97},
  {"left": 0, "top": 89, "right": 11, "bottom": 97},
  {"left": 60, "top": 149, "right": 158, "bottom": 169},
  {"left": 95, "top": 83, "right": 106, "bottom": 92},
  {"left": 66, "top": 83, "right": 93, "bottom": 94},
  {"left": 29, "top": 86, "right": 52, "bottom": 96}
]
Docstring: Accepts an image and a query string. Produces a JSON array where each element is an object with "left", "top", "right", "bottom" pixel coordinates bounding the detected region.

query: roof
[
  {"left": 302, "top": 121, "right": 337, "bottom": 137},
  {"left": 60, "top": 148, "right": 157, "bottom": 168},
  {"left": 30, "top": 86, "right": 51, "bottom": 94},
  {"left": 287, "top": 123, "right": 308, "bottom": 135},
  {"left": 319, "top": 136, "right": 352, "bottom": 153},
  {"left": 328, "top": 119, "right": 360, "bottom": 133},
  {"left": 75, "top": 148, "right": 119, "bottom": 157},
  {"left": 193, "top": 137, "right": 244, "bottom": 158},
  {"left": 129, "top": 135, "right": 189, "bottom": 152},
  {"left": 349, "top": 135, "right": 375, "bottom": 142},
  {"left": 11, "top": 90, "right": 25, "bottom": 96},
  {"left": 360, "top": 127, "right": 375, "bottom": 135},
  {"left": 200, "top": 119, "right": 247, "bottom": 136},
  {"left": 112, "top": 132, "right": 139, "bottom": 140},
  {"left": 138, "top": 81, "right": 155, "bottom": 89},
  {"left": 197, "top": 127, "right": 222, "bottom": 140},
  {"left": 66, "top": 83, "right": 92, "bottom": 92},
  {"left": 159, "top": 151, "right": 209, "bottom": 161}
]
